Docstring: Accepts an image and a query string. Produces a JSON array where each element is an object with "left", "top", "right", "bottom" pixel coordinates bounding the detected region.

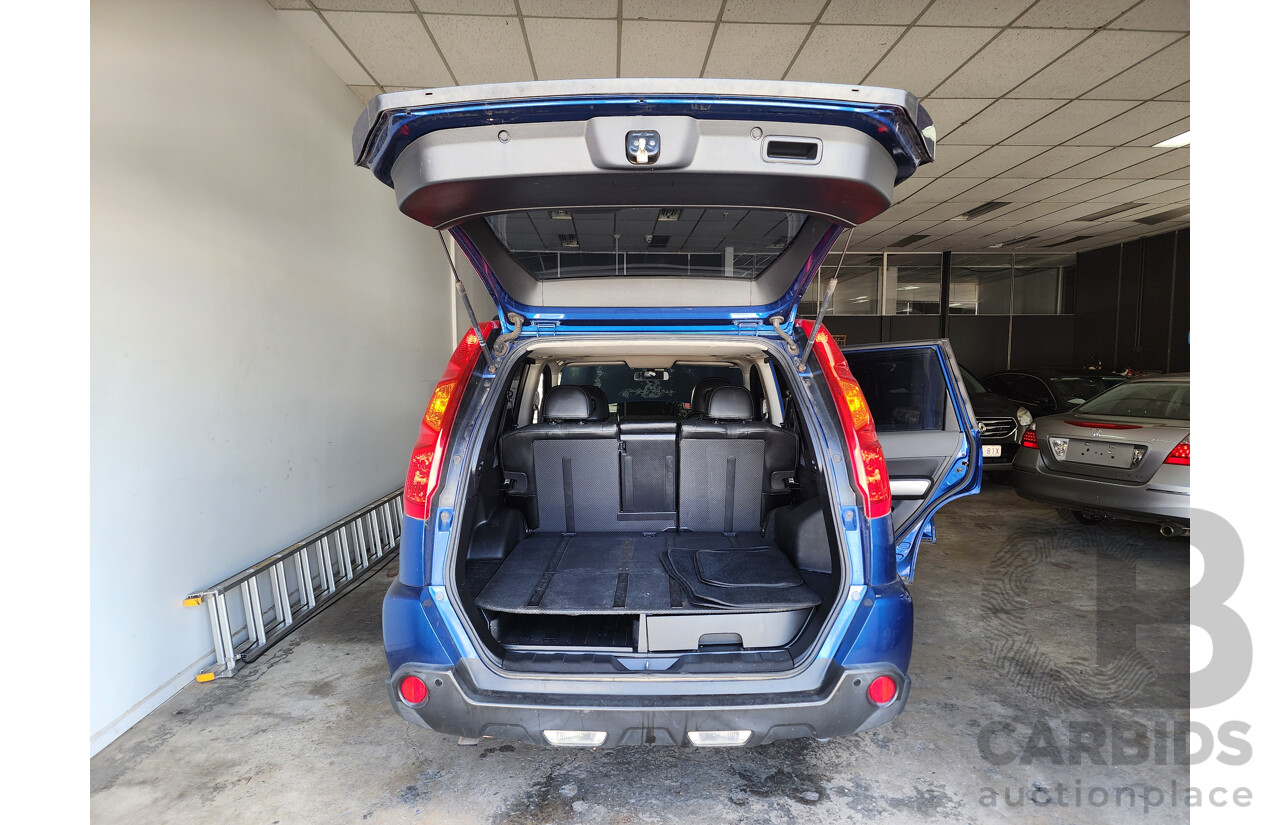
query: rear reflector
[
  {"left": 398, "top": 675, "right": 428, "bottom": 705},
  {"left": 1063, "top": 420, "right": 1140, "bottom": 430},
  {"left": 404, "top": 323, "right": 496, "bottom": 520},
  {"left": 1021, "top": 423, "right": 1038, "bottom": 449},
  {"left": 867, "top": 675, "right": 898, "bottom": 705},
  {"left": 688, "top": 730, "right": 752, "bottom": 747},
  {"left": 1164, "top": 436, "right": 1190, "bottom": 465},
  {"left": 543, "top": 730, "right": 607, "bottom": 747},
  {"left": 799, "top": 321, "right": 892, "bottom": 519}
]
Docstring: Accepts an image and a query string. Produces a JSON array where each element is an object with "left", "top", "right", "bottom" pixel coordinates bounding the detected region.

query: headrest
[
  {"left": 690, "top": 377, "right": 731, "bottom": 415},
  {"left": 704, "top": 385, "right": 754, "bottom": 421},
  {"left": 543, "top": 385, "right": 593, "bottom": 421},
  {"left": 581, "top": 385, "right": 610, "bottom": 422}
]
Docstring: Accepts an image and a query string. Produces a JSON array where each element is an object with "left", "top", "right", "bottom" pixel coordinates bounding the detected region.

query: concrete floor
[{"left": 91, "top": 483, "right": 1190, "bottom": 824}]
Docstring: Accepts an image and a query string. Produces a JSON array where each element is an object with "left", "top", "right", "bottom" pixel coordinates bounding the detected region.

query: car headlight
[{"left": 1015, "top": 406, "right": 1033, "bottom": 427}]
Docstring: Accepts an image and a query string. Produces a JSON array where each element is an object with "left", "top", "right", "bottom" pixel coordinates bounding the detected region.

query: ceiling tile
[
  {"left": 943, "top": 99, "right": 1062, "bottom": 145},
  {"left": 425, "top": 15, "right": 533, "bottom": 84},
  {"left": 413, "top": 0, "right": 516, "bottom": 10},
  {"left": 931, "top": 29, "right": 1089, "bottom": 98},
  {"left": 1104, "top": 148, "right": 1189, "bottom": 179},
  {"left": 822, "top": 0, "right": 931, "bottom": 25},
  {"left": 914, "top": 201, "right": 1012, "bottom": 221},
  {"left": 1049, "top": 146, "right": 1164, "bottom": 178},
  {"left": 624, "top": 0, "right": 723, "bottom": 20},
  {"left": 872, "top": 200, "right": 941, "bottom": 221},
  {"left": 324, "top": 11, "right": 453, "bottom": 87},
  {"left": 914, "top": 144, "right": 986, "bottom": 177},
  {"left": 348, "top": 85, "right": 382, "bottom": 105},
  {"left": 986, "top": 201, "right": 1068, "bottom": 222},
  {"left": 521, "top": 0, "right": 615, "bottom": 17},
  {"left": 705, "top": 23, "right": 811, "bottom": 80},
  {"left": 917, "top": 98, "right": 995, "bottom": 140},
  {"left": 723, "top": 0, "right": 826, "bottom": 23},
  {"left": 1084, "top": 36, "right": 1188, "bottom": 99},
  {"left": 920, "top": 0, "right": 1037, "bottom": 26},
  {"left": 1108, "top": 0, "right": 1190, "bottom": 31},
  {"left": 621, "top": 21, "right": 714, "bottom": 76},
  {"left": 524, "top": 17, "right": 616, "bottom": 80},
  {"left": 1065, "top": 100, "right": 1187, "bottom": 145},
  {"left": 902, "top": 177, "right": 984, "bottom": 203},
  {"left": 1010, "top": 30, "right": 1179, "bottom": 98},
  {"left": 1091, "top": 178, "right": 1185, "bottom": 202},
  {"left": 1004, "top": 99, "right": 1136, "bottom": 145},
  {"left": 1050, "top": 178, "right": 1136, "bottom": 201},
  {"left": 785, "top": 25, "right": 904, "bottom": 85},
  {"left": 1012, "top": 0, "right": 1136, "bottom": 28},
  {"left": 1001, "top": 146, "right": 1107, "bottom": 178},
  {"left": 269, "top": 0, "right": 311, "bottom": 8},
  {"left": 1126, "top": 117, "right": 1189, "bottom": 147},
  {"left": 278, "top": 10, "right": 373, "bottom": 85},
  {"left": 948, "top": 145, "right": 1047, "bottom": 178},
  {"left": 936, "top": 176, "right": 1032, "bottom": 202},
  {"left": 999, "top": 177, "right": 1093, "bottom": 202},
  {"left": 1156, "top": 81, "right": 1189, "bottom": 101},
  {"left": 863, "top": 27, "right": 999, "bottom": 96},
  {"left": 317, "top": 0, "right": 413, "bottom": 9},
  {"left": 1143, "top": 183, "right": 1189, "bottom": 203},
  {"left": 887, "top": 175, "right": 934, "bottom": 201}
]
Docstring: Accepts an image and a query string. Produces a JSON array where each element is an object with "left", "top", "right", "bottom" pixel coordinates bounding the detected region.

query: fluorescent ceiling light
[{"left": 1153, "top": 131, "right": 1190, "bottom": 148}]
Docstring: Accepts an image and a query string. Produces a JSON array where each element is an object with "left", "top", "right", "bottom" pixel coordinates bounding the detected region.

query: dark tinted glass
[
  {"left": 485, "top": 208, "right": 807, "bottom": 280},
  {"left": 845, "top": 349, "right": 947, "bottom": 432},
  {"left": 1073, "top": 381, "right": 1189, "bottom": 421},
  {"left": 560, "top": 363, "right": 743, "bottom": 409},
  {"left": 1048, "top": 376, "right": 1126, "bottom": 405}
]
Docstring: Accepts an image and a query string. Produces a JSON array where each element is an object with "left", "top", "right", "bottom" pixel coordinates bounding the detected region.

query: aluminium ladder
[{"left": 184, "top": 489, "right": 404, "bottom": 680}]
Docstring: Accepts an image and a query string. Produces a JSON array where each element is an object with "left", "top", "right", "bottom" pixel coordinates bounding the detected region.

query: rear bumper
[
  {"left": 1011, "top": 456, "right": 1190, "bottom": 525},
  {"left": 386, "top": 659, "right": 909, "bottom": 747}
]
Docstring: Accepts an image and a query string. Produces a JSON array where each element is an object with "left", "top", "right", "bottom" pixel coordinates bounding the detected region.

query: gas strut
[{"left": 438, "top": 232, "right": 495, "bottom": 371}]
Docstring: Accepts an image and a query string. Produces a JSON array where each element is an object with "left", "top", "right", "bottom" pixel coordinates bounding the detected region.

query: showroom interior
[{"left": 92, "top": 0, "right": 1197, "bottom": 822}]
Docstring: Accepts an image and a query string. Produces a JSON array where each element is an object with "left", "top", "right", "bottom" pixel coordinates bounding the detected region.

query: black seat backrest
[
  {"left": 499, "top": 385, "right": 620, "bottom": 532},
  {"left": 678, "top": 385, "right": 798, "bottom": 533},
  {"left": 686, "top": 376, "right": 731, "bottom": 419}
]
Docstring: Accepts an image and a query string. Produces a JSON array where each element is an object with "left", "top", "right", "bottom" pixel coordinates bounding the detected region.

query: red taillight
[
  {"left": 404, "top": 324, "right": 496, "bottom": 520},
  {"left": 398, "top": 675, "right": 428, "bottom": 705},
  {"left": 867, "top": 675, "right": 897, "bottom": 705},
  {"left": 1021, "top": 423, "right": 1038, "bottom": 449},
  {"left": 1164, "top": 436, "right": 1190, "bottom": 465},
  {"left": 1063, "top": 420, "right": 1140, "bottom": 430},
  {"left": 798, "top": 321, "right": 891, "bottom": 520}
]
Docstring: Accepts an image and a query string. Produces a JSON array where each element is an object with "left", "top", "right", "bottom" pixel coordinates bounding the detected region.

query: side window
[
  {"left": 845, "top": 350, "right": 947, "bottom": 432},
  {"left": 530, "top": 365, "right": 551, "bottom": 423},
  {"left": 1007, "top": 375, "right": 1051, "bottom": 407},
  {"left": 984, "top": 374, "right": 1012, "bottom": 395}
]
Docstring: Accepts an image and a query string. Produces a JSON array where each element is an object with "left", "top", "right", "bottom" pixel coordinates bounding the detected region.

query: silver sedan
[{"left": 1011, "top": 374, "right": 1189, "bottom": 535}]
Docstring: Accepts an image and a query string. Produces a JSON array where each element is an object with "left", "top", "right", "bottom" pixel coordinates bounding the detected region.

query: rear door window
[{"left": 843, "top": 349, "right": 947, "bottom": 432}]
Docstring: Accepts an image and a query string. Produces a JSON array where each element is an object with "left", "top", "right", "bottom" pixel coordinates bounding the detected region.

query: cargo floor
[{"left": 469, "top": 531, "right": 824, "bottom": 615}]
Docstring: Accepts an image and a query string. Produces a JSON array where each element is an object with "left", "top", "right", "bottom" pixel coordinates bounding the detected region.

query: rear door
[
  {"left": 842, "top": 341, "right": 981, "bottom": 580},
  {"left": 352, "top": 78, "right": 935, "bottom": 335}
]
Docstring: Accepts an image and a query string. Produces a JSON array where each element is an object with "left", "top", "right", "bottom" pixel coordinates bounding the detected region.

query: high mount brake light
[
  {"left": 404, "top": 324, "right": 496, "bottom": 520},
  {"left": 1164, "top": 436, "right": 1190, "bottom": 466},
  {"left": 1063, "top": 420, "right": 1140, "bottom": 430},
  {"left": 799, "top": 321, "right": 891, "bottom": 520}
]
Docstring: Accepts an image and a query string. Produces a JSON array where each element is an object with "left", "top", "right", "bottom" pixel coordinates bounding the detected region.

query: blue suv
[{"left": 353, "top": 79, "right": 980, "bottom": 748}]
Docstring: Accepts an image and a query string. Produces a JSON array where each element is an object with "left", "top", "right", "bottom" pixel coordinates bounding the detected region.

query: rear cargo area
[
  {"left": 449, "top": 342, "right": 844, "bottom": 662},
  {"left": 465, "top": 531, "right": 827, "bottom": 653}
]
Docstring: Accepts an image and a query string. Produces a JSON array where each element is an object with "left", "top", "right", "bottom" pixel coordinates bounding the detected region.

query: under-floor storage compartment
[{"left": 467, "top": 531, "right": 824, "bottom": 654}]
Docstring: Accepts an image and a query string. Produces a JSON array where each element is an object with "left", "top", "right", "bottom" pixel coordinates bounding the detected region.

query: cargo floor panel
[{"left": 472, "top": 531, "right": 821, "bottom": 616}]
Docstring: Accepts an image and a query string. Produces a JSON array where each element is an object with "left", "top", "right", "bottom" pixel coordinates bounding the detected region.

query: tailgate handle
[{"left": 765, "top": 137, "right": 821, "bottom": 163}]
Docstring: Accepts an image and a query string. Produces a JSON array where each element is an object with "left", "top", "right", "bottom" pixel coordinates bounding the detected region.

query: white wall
[{"left": 90, "top": 0, "right": 455, "bottom": 754}]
